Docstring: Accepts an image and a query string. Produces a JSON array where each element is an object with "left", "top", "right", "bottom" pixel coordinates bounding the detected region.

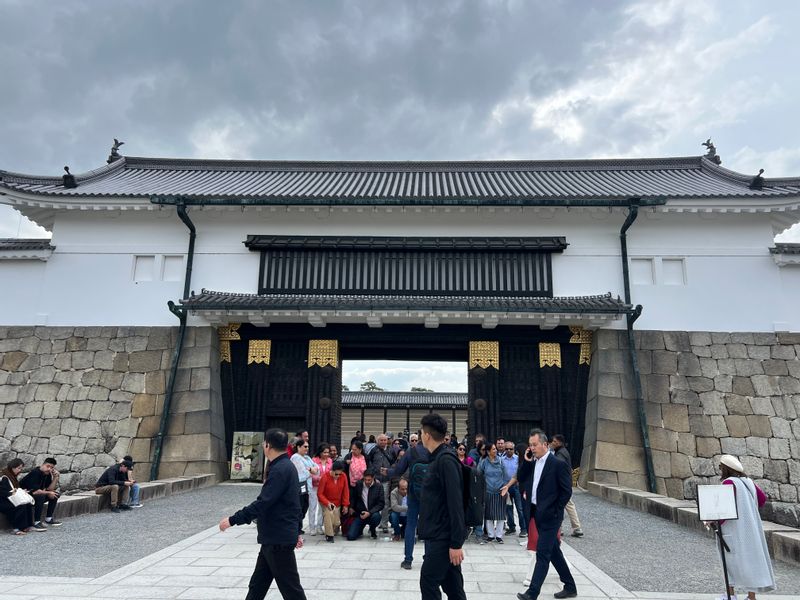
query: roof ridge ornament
[
  {"left": 702, "top": 139, "right": 722, "bottom": 165},
  {"left": 107, "top": 138, "right": 124, "bottom": 164},
  {"left": 749, "top": 168, "right": 765, "bottom": 191},
  {"left": 62, "top": 166, "right": 77, "bottom": 189}
]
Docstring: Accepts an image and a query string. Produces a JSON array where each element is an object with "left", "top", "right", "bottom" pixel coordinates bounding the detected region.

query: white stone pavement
[{"left": 0, "top": 524, "right": 795, "bottom": 600}]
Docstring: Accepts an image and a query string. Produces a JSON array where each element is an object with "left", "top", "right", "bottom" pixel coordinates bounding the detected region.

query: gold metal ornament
[
  {"left": 569, "top": 326, "right": 593, "bottom": 365},
  {"left": 217, "top": 323, "right": 241, "bottom": 363},
  {"left": 538, "top": 342, "right": 562, "bottom": 368},
  {"left": 247, "top": 340, "right": 272, "bottom": 365},
  {"left": 308, "top": 340, "right": 339, "bottom": 368},
  {"left": 469, "top": 341, "right": 499, "bottom": 370}
]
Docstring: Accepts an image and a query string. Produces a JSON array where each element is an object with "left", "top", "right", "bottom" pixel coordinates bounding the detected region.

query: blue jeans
[
  {"left": 128, "top": 483, "right": 141, "bottom": 506},
  {"left": 404, "top": 495, "right": 420, "bottom": 563},
  {"left": 505, "top": 485, "right": 526, "bottom": 532},
  {"left": 390, "top": 511, "right": 407, "bottom": 537},
  {"left": 347, "top": 512, "right": 381, "bottom": 540}
]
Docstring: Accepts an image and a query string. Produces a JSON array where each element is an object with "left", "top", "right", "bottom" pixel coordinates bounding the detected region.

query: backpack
[
  {"left": 408, "top": 446, "right": 430, "bottom": 498},
  {"left": 461, "top": 462, "right": 485, "bottom": 528}
]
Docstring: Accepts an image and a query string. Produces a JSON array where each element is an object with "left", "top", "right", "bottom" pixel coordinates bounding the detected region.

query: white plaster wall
[
  {"left": 0, "top": 259, "right": 47, "bottom": 322},
  {"left": 0, "top": 205, "right": 796, "bottom": 331}
]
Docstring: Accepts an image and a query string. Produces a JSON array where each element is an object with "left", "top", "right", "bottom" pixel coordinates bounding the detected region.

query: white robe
[{"left": 719, "top": 477, "right": 776, "bottom": 593}]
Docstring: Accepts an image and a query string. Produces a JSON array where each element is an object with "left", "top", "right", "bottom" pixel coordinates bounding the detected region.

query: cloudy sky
[
  {"left": 3, "top": 1, "right": 798, "bottom": 391},
  {"left": 1, "top": 0, "right": 799, "bottom": 240},
  {"left": 343, "top": 360, "right": 467, "bottom": 393}
]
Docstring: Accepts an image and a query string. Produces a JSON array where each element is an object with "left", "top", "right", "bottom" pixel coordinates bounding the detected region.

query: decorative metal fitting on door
[
  {"left": 217, "top": 323, "right": 241, "bottom": 363},
  {"left": 569, "top": 326, "right": 593, "bottom": 365},
  {"left": 538, "top": 342, "right": 562, "bottom": 368},
  {"left": 247, "top": 340, "right": 272, "bottom": 365},
  {"left": 469, "top": 341, "right": 499, "bottom": 370},
  {"left": 308, "top": 340, "right": 339, "bottom": 368}
]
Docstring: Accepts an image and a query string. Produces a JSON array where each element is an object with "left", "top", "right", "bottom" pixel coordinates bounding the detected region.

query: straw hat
[{"left": 719, "top": 454, "right": 744, "bottom": 474}]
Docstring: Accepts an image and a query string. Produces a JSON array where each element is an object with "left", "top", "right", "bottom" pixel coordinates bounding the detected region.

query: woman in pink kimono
[{"left": 717, "top": 454, "right": 775, "bottom": 600}]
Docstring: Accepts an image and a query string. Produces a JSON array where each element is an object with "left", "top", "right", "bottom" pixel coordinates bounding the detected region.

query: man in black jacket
[
  {"left": 20, "top": 457, "right": 62, "bottom": 528},
  {"left": 95, "top": 460, "right": 134, "bottom": 513},
  {"left": 220, "top": 428, "right": 306, "bottom": 600},
  {"left": 346, "top": 468, "right": 385, "bottom": 540},
  {"left": 552, "top": 434, "right": 583, "bottom": 537},
  {"left": 417, "top": 413, "right": 467, "bottom": 600},
  {"left": 511, "top": 429, "right": 576, "bottom": 600}
]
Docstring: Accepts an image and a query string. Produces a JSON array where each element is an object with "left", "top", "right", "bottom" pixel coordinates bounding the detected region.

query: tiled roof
[
  {"left": 3, "top": 155, "right": 799, "bottom": 204},
  {"left": 0, "top": 238, "right": 54, "bottom": 251},
  {"left": 342, "top": 391, "right": 468, "bottom": 408},
  {"left": 770, "top": 243, "right": 800, "bottom": 255},
  {"left": 180, "top": 290, "right": 629, "bottom": 314}
]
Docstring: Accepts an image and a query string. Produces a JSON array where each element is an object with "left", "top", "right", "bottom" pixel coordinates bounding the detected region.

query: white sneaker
[{"left": 309, "top": 529, "right": 317, "bottom": 536}]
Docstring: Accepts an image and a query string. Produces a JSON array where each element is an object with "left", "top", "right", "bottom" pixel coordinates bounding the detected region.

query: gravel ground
[
  {"left": 0, "top": 482, "right": 259, "bottom": 577},
  {"left": 564, "top": 489, "right": 800, "bottom": 594}
]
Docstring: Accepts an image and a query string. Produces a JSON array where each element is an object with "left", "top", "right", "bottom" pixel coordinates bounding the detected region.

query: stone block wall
[
  {"left": 581, "top": 329, "right": 800, "bottom": 526},
  {"left": 0, "top": 326, "right": 227, "bottom": 490}
]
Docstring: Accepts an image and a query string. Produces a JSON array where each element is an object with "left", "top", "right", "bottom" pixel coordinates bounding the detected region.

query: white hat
[{"left": 719, "top": 454, "right": 744, "bottom": 474}]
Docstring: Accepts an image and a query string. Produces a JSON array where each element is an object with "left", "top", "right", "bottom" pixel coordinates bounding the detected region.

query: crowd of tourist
[
  {"left": 279, "top": 425, "right": 584, "bottom": 556},
  {"left": 0, "top": 454, "right": 143, "bottom": 535}
]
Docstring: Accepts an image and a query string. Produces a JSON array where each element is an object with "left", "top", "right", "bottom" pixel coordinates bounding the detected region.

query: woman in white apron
[{"left": 716, "top": 454, "right": 775, "bottom": 600}]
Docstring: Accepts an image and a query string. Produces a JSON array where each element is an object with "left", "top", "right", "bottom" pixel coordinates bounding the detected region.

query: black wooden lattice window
[{"left": 258, "top": 249, "right": 555, "bottom": 297}]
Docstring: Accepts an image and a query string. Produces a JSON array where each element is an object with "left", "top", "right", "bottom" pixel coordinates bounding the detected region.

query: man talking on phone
[
  {"left": 503, "top": 429, "right": 576, "bottom": 600},
  {"left": 220, "top": 428, "right": 307, "bottom": 600}
]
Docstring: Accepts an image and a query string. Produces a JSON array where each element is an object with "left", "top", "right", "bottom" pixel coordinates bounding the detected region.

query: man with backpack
[
  {"left": 417, "top": 413, "right": 467, "bottom": 600},
  {"left": 367, "top": 433, "right": 396, "bottom": 532},
  {"left": 383, "top": 431, "right": 431, "bottom": 570}
]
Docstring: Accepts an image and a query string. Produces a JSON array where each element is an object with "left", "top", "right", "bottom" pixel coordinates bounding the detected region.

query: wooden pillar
[
  {"left": 467, "top": 341, "right": 500, "bottom": 441},
  {"left": 306, "top": 340, "right": 341, "bottom": 449}
]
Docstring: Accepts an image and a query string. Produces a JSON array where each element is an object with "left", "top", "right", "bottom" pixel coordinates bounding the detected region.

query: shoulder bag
[{"left": 1, "top": 476, "right": 34, "bottom": 507}]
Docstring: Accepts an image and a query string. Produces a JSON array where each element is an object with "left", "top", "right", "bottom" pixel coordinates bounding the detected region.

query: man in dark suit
[
  {"left": 220, "top": 428, "right": 307, "bottom": 600},
  {"left": 504, "top": 429, "right": 576, "bottom": 600},
  {"left": 347, "top": 468, "right": 386, "bottom": 540}
]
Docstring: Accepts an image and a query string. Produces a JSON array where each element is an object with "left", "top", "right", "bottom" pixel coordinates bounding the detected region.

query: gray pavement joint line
[
  {"left": 561, "top": 540, "right": 635, "bottom": 599},
  {"left": 89, "top": 524, "right": 224, "bottom": 585}
]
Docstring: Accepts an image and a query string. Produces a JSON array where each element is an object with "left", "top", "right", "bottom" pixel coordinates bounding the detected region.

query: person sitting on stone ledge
[
  {"left": 20, "top": 457, "right": 62, "bottom": 529},
  {"left": 120, "top": 455, "right": 142, "bottom": 508},
  {"left": 346, "top": 468, "right": 385, "bottom": 540},
  {"left": 1, "top": 458, "right": 36, "bottom": 535},
  {"left": 95, "top": 459, "right": 134, "bottom": 512}
]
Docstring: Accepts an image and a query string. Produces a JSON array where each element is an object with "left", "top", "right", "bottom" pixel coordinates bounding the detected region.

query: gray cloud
[{"left": 1, "top": 0, "right": 799, "bottom": 239}]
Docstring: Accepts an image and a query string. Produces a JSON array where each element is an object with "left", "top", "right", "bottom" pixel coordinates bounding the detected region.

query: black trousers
[
  {"left": 246, "top": 544, "right": 307, "bottom": 600},
  {"left": 34, "top": 494, "right": 58, "bottom": 522},
  {"left": 0, "top": 502, "right": 34, "bottom": 531},
  {"left": 420, "top": 540, "right": 467, "bottom": 600},
  {"left": 299, "top": 493, "right": 309, "bottom": 524},
  {"left": 526, "top": 508, "right": 576, "bottom": 598}
]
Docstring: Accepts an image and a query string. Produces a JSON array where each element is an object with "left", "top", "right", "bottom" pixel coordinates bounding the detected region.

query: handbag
[
  {"left": 9, "top": 487, "right": 35, "bottom": 507},
  {"left": 527, "top": 516, "right": 561, "bottom": 551},
  {"left": 299, "top": 481, "right": 309, "bottom": 495}
]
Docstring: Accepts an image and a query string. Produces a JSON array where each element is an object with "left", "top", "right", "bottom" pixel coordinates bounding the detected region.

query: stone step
[
  {"left": 0, "top": 473, "right": 217, "bottom": 530},
  {"left": 587, "top": 481, "right": 800, "bottom": 567}
]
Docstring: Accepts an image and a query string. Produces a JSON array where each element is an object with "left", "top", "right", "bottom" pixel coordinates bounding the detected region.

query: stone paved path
[{"left": 1, "top": 521, "right": 798, "bottom": 600}]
